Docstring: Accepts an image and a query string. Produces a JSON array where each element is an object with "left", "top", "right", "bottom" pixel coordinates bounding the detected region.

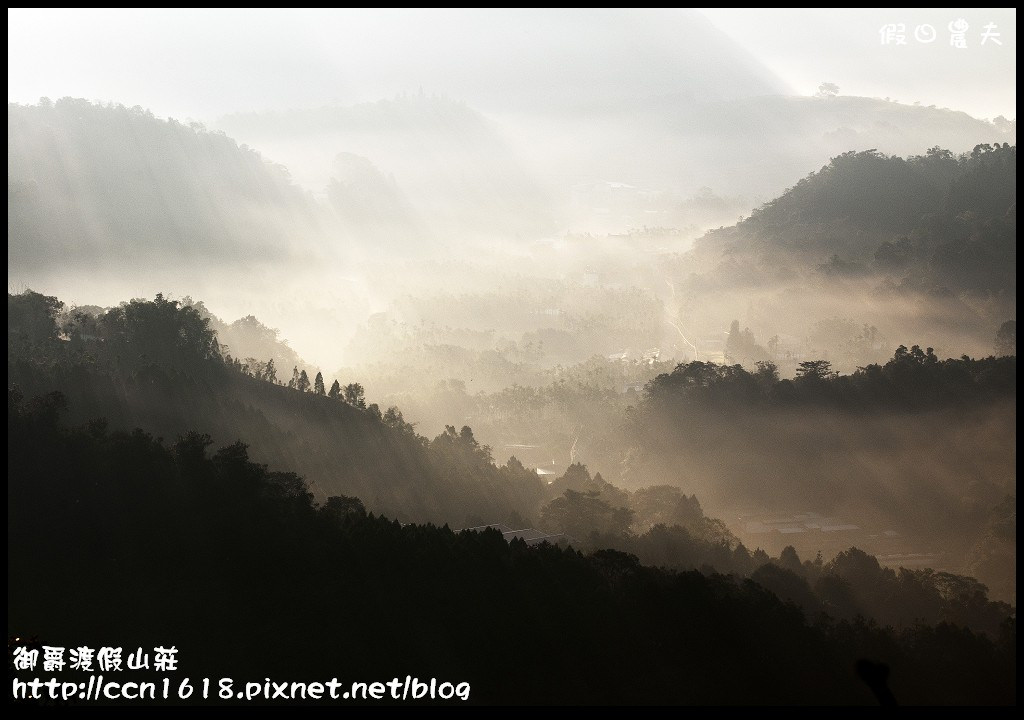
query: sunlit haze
[{"left": 8, "top": 9, "right": 1018, "bottom": 706}]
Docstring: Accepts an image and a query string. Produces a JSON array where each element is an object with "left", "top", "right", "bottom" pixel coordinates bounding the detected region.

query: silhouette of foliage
[{"left": 7, "top": 391, "right": 1016, "bottom": 705}]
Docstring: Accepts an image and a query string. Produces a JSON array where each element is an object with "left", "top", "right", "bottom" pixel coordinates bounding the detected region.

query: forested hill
[
  {"left": 9, "top": 289, "right": 1016, "bottom": 635},
  {"left": 8, "top": 291, "right": 545, "bottom": 527},
  {"left": 8, "top": 380, "right": 1017, "bottom": 705},
  {"left": 8, "top": 99, "right": 325, "bottom": 269},
  {"left": 685, "top": 144, "right": 1016, "bottom": 297}
]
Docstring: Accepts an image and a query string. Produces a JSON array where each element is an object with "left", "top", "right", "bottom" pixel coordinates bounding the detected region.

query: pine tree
[
  {"left": 265, "top": 358, "right": 277, "bottom": 384},
  {"left": 298, "top": 370, "right": 311, "bottom": 393},
  {"left": 328, "top": 380, "right": 342, "bottom": 399},
  {"left": 289, "top": 366, "right": 299, "bottom": 389},
  {"left": 314, "top": 371, "right": 326, "bottom": 395}
]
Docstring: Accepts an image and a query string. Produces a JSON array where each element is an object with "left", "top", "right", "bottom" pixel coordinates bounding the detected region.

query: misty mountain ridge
[
  {"left": 616, "top": 93, "right": 1014, "bottom": 209},
  {"left": 8, "top": 94, "right": 1014, "bottom": 277},
  {"left": 682, "top": 143, "right": 1016, "bottom": 293},
  {"left": 7, "top": 99, "right": 328, "bottom": 270},
  {"left": 216, "top": 92, "right": 1013, "bottom": 238},
  {"left": 7, "top": 8, "right": 1017, "bottom": 707},
  {"left": 648, "top": 143, "right": 1016, "bottom": 374},
  {"left": 218, "top": 94, "right": 557, "bottom": 240},
  {"left": 9, "top": 288, "right": 1015, "bottom": 628}
]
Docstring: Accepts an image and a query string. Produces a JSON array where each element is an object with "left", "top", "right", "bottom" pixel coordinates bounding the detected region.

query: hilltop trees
[
  {"left": 344, "top": 383, "right": 366, "bottom": 408},
  {"left": 7, "top": 291, "right": 557, "bottom": 528},
  {"left": 7, "top": 290, "right": 63, "bottom": 351},
  {"left": 541, "top": 489, "right": 634, "bottom": 540},
  {"left": 815, "top": 82, "right": 839, "bottom": 98},
  {"left": 795, "top": 359, "right": 838, "bottom": 383}
]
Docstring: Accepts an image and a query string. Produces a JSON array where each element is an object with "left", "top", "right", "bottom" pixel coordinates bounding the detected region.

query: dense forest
[
  {"left": 8, "top": 378, "right": 1016, "bottom": 704},
  {"left": 8, "top": 291, "right": 545, "bottom": 528},
  {"left": 624, "top": 351, "right": 1016, "bottom": 596},
  {"left": 9, "top": 290, "right": 1016, "bottom": 700},
  {"left": 685, "top": 143, "right": 1016, "bottom": 294},
  {"left": 659, "top": 144, "right": 1016, "bottom": 374}
]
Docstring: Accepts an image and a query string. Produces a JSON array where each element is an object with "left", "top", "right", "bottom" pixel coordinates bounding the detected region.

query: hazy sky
[
  {"left": 7, "top": 8, "right": 1016, "bottom": 121},
  {"left": 700, "top": 8, "right": 1016, "bottom": 120}
]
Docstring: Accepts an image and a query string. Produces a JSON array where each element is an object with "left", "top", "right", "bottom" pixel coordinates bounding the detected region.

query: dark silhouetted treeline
[
  {"left": 643, "top": 349, "right": 1015, "bottom": 412},
  {"left": 8, "top": 290, "right": 545, "bottom": 528},
  {"left": 7, "top": 390, "right": 1016, "bottom": 705},
  {"left": 535, "top": 464, "right": 1013, "bottom": 639},
  {"left": 622, "top": 350, "right": 1016, "bottom": 607}
]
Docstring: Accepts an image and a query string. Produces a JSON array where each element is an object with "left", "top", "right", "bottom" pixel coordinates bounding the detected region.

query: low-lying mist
[{"left": 7, "top": 9, "right": 1018, "bottom": 706}]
